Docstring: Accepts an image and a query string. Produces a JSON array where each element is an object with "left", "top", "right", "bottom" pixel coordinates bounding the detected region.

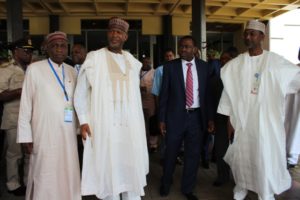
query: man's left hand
[{"left": 207, "top": 120, "right": 215, "bottom": 133}]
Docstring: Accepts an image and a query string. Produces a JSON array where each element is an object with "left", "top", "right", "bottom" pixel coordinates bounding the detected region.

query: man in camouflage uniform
[{"left": 0, "top": 37, "right": 34, "bottom": 196}]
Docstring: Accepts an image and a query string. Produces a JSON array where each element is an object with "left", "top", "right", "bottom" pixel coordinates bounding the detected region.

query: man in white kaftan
[
  {"left": 74, "top": 17, "right": 148, "bottom": 200},
  {"left": 217, "top": 20, "right": 300, "bottom": 200},
  {"left": 17, "top": 31, "right": 81, "bottom": 200}
]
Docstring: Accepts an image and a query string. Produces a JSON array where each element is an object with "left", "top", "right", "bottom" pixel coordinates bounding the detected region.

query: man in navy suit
[{"left": 159, "top": 35, "right": 213, "bottom": 200}]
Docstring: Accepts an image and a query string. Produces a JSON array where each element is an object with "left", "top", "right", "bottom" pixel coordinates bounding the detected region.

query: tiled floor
[{"left": 0, "top": 152, "right": 300, "bottom": 200}]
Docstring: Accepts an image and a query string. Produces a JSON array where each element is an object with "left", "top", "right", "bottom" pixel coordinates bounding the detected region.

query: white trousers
[
  {"left": 5, "top": 129, "right": 29, "bottom": 190},
  {"left": 233, "top": 185, "right": 248, "bottom": 200},
  {"left": 258, "top": 194, "right": 275, "bottom": 200},
  {"left": 103, "top": 192, "right": 141, "bottom": 200},
  {"left": 233, "top": 185, "right": 275, "bottom": 200},
  {"left": 287, "top": 153, "right": 299, "bottom": 165}
]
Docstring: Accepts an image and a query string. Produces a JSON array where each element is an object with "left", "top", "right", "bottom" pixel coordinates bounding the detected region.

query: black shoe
[
  {"left": 8, "top": 186, "right": 26, "bottom": 196},
  {"left": 149, "top": 147, "right": 158, "bottom": 153},
  {"left": 176, "top": 156, "right": 184, "bottom": 165},
  {"left": 183, "top": 193, "right": 198, "bottom": 200},
  {"left": 213, "top": 180, "right": 225, "bottom": 187},
  {"left": 287, "top": 164, "right": 296, "bottom": 169},
  {"left": 211, "top": 156, "right": 216, "bottom": 163},
  {"left": 159, "top": 185, "right": 170, "bottom": 197},
  {"left": 202, "top": 160, "right": 209, "bottom": 169}
]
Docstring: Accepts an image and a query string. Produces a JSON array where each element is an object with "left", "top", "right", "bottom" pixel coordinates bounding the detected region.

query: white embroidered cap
[{"left": 245, "top": 20, "right": 266, "bottom": 34}]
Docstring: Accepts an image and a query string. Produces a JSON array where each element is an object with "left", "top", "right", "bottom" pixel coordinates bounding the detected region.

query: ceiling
[{"left": 0, "top": 0, "right": 299, "bottom": 24}]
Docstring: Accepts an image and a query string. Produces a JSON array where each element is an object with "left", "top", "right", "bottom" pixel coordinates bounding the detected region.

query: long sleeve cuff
[
  {"left": 17, "top": 129, "right": 33, "bottom": 143},
  {"left": 217, "top": 105, "right": 231, "bottom": 116},
  {"left": 77, "top": 114, "right": 90, "bottom": 125}
]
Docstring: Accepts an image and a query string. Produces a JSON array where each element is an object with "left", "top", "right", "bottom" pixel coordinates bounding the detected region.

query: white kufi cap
[{"left": 245, "top": 20, "right": 266, "bottom": 34}]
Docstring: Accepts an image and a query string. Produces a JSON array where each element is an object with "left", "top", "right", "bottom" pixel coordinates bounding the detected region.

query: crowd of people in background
[{"left": 0, "top": 17, "right": 299, "bottom": 200}]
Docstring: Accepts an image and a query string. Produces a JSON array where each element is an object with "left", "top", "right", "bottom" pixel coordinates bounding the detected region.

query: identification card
[
  {"left": 64, "top": 106, "right": 74, "bottom": 122},
  {"left": 251, "top": 72, "right": 261, "bottom": 95}
]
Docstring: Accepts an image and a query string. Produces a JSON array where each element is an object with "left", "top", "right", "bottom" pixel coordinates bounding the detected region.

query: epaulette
[{"left": 0, "top": 60, "right": 13, "bottom": 68}]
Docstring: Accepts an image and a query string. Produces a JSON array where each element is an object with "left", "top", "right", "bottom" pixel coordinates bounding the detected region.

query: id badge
[
  {"left": 64, "top": 105, "right": 74, "bottom": 122},
  {"left": 250, "top": 82, "right": 259, "bottom": 94},
  {"left": 251, "top": 73, "right": 261, "bottom": 95}
]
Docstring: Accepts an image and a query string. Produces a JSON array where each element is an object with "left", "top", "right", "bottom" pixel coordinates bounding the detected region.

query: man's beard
[{"left": 244, "top": 40, "right": 253, "bottom": 48}]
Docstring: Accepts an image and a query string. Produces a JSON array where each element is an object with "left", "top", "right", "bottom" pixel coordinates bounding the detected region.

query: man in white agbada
[
  {"left": 74, "top": 17, "right": 149, "bottom": 200},
  {"left": 217, "top": 20, "right": 300, "bottom": 200},
  {"left": 17, "top": 31, "right": 81, "bottom": 200}
]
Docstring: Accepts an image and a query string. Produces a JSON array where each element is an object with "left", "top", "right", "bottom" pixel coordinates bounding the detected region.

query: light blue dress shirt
[{"left": 151, "top": 65, "right": 163, "bottom": 96}]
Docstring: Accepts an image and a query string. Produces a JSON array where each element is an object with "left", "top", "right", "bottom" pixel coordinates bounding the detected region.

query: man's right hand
[
  {"left": 80, "top": 124, "right": 91, "bottom": 140},
  {"left": 159, "top": 122, "right": 167, "bottom": 136}
]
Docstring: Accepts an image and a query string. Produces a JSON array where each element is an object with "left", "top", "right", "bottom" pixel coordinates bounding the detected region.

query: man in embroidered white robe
[
  {"left": 74, "top": 17, "right": 148, "bottom": 200},
  {"left": 217, "top": 20, "right": 300, "bottom": 200}
]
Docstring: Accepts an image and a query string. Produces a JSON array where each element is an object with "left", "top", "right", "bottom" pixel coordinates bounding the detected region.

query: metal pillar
[
  {"left": 163, "top": 15, "right": 175, "bottom": 53},
  {"left": 6, "top": 0, "right": 23, "bottom": 42},
  {"left": 191, "top": 0, "right": 206, "bottom": 60},
  {"left": 49, "top": 15, "right": 59, "bottom": 32}
]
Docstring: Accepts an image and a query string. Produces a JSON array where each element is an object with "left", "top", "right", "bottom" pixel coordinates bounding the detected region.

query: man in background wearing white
[{"left": 218, "top": 20, "right": 300, "bottom": 200}]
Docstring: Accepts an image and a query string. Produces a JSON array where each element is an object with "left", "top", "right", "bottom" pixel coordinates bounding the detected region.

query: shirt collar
[{"left": 181, "top": 58, "right": 196, "bottom": 67}]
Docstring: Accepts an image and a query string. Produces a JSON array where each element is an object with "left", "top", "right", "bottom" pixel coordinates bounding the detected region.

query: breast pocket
[{"left": 10, "top": 73, "right": 24, "bottom": 90}]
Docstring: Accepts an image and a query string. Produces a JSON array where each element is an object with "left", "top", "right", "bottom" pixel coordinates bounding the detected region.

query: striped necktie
[{"left": 186, "top": 62, "right": 193, "bottom": 107}]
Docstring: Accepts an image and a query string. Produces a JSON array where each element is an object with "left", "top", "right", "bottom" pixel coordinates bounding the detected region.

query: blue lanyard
[{"left": 47, "top": 59, "right": 69, "bottom": 101}]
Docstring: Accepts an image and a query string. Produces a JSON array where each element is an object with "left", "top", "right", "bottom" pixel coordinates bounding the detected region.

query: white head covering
[{"left": 245, "top": 20, "right": 266, "bottom": 34}]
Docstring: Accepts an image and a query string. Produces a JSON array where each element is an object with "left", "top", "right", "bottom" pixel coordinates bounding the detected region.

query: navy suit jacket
[{"left": 159, "top": 58, "right": 212, "bottom": 132}]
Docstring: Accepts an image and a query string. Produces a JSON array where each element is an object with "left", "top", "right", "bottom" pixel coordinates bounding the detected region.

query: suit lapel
[
  {"left": 175, "top": 59, "right": 186, "bottom": 94},
  {"left": 195, "top": 58, "right": 204, "bottom": 100}
]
